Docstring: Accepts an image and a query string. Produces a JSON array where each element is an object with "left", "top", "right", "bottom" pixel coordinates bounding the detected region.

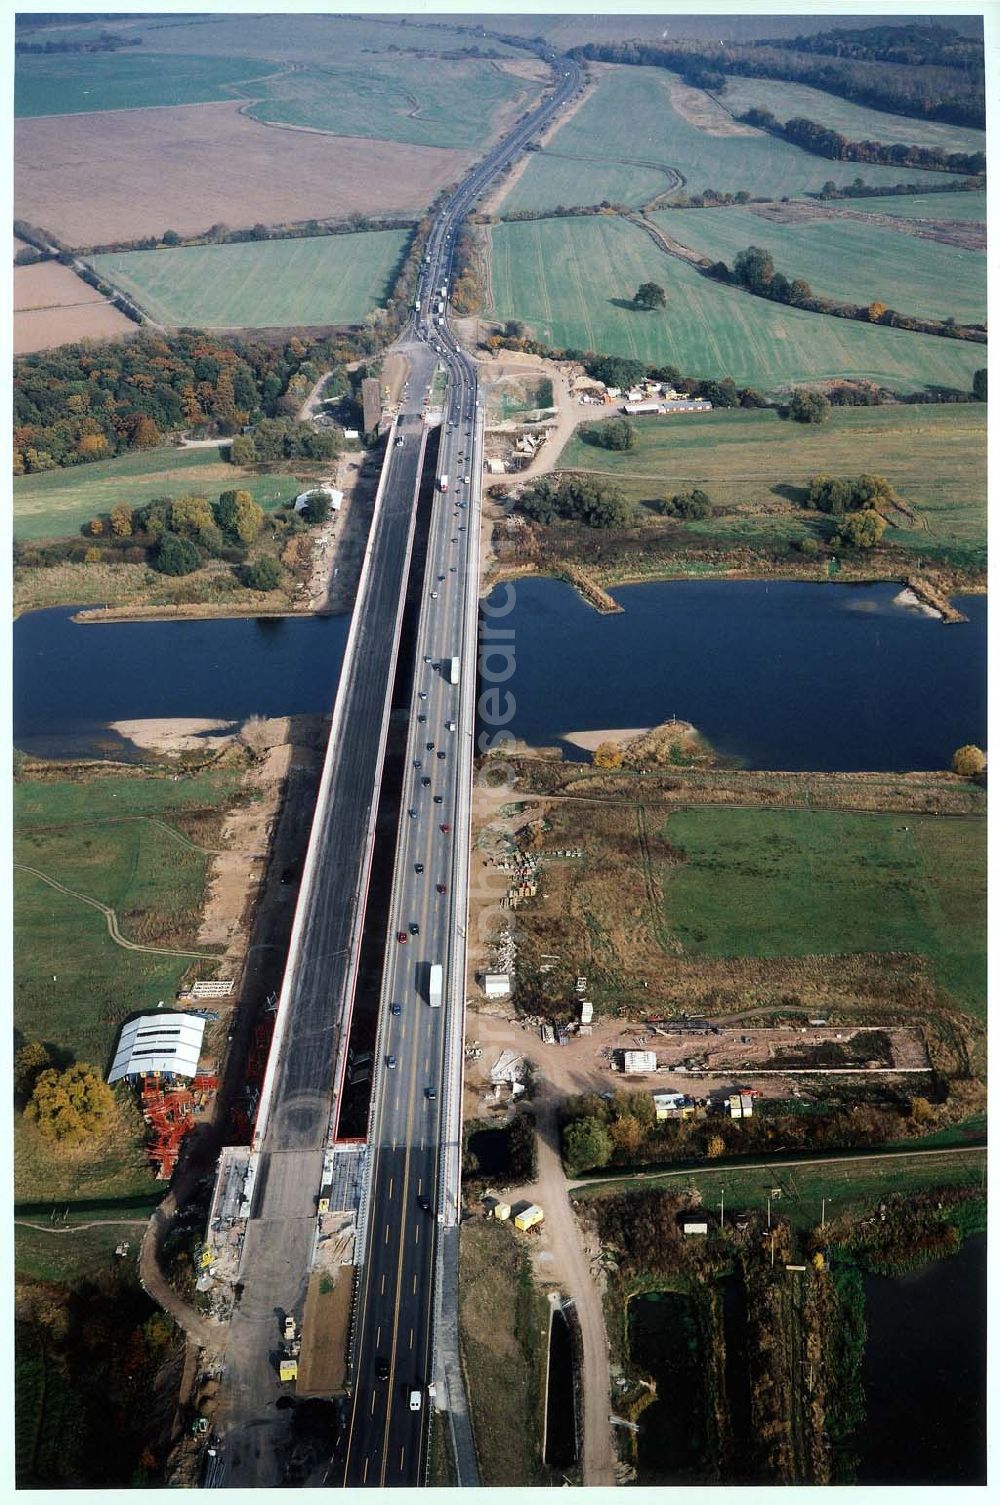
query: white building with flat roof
[
  {"left": 622, "top": 1049, "right": 658, "bottom": 1074},
  {"left": 483, "top": 973, "right": 511, "bottom": 999}
]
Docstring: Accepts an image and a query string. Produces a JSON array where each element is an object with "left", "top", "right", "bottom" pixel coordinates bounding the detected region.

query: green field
[
  {"left": 14, "top": 446, "right": 304, "bottom": 541},
  {"left": 660, "top": 808, "right": 986, "bottom": 1016},
  {"left": 242, "top": 56, "right": 541, "bottom": 150},
  {"left": 716, "top": 76, "right": 987, "bottom": 157},
  {"left": 490, "top": 216, "right": 985, "bottom": 393},
  {"left": 575, "top": 1149, "right": 986, "bottom": 1233},
  {"left": 502, "top": 67, "right": 954, "bottom": 213},
  {"left": 558, "top": 405, "right": 986, "bottom": 568},
  {"left": 655, "top": 208, "right": 985, "bottom": 325},
  {"left": 14, "top": 50, "right": 280, "bottom": 116},
  {"left": 93, "top": 229, "right": 409, "bottom": 329},
  {"left": 13, "top": 771, "right": 241, "bottom": 1204},
  {"left": 15, "top": 1217, "right": 156, "bottom": 1283},
  {"left": 828, "top": 191, "right": 986, "bottom": 222}
]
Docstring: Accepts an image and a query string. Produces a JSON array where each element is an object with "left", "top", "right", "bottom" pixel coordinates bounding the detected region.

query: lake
[
  {"left": 13, "top": 608, "right": 351, "bottom": 759},
  {"left": 479, "top": 578, "right": 986, "bottom": 771}
]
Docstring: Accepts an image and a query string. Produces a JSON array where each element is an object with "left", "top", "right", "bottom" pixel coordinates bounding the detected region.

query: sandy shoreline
[
  {"left": 110, "top": 717, "right": 239, "bottom": 755},
  {"left": 562, "top": 727, "right": 650, "bottom": 753}
]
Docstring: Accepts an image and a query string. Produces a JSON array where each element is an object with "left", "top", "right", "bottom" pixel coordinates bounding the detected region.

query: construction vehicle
[{"left": 428, "top": 962, "right": 443, "bottom": 1008}]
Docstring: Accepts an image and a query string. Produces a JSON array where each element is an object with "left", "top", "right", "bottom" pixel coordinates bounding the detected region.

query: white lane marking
[
  {"left": 388, "top": 1177, "right": 394, "bottom": 1200},
  {"left": 376, "top": 1325, "right": 381, "bottom": 1346},
  {"left": 414, "top": 1223, "right": 420, "bottom": 1245},
  {"left": 384, "top": 1224, "right": 389, "bottom": 1245},
  {"left": 413, "top": 1274, "right": 417, "bottom": 1295},
  {"left": 363, "top": 1457, "right": 370, "bottom": 1484},
  {"left": 409, "top": 1327, "right": 414, "bottom": 1350},
  {"left": 399, "top": 1446, "right": 405, "bottom": 1471},
  {"left": 380, "top": 1272, "right": 385, "bottom": 1296},
  {"left": 370, "top": 1391, "right": 376, "bottom": 1415}
]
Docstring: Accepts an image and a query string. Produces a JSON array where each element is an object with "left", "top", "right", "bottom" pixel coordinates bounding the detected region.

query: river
[{"left": 481, "top": 578, "right": 985, "bottom": 770}]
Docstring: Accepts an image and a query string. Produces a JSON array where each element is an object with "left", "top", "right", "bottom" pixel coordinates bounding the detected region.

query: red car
[
  {"left": 440, "top": 823, "right": 450, "bottom": 834},
  {"left": 397, "top": 931, "right": 408, "bottom": 944}
]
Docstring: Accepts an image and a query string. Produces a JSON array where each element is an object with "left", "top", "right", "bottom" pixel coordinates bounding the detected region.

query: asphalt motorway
[
  {"left": 338, "top": 52, "right": 584, "bottom": 1489},
  {"left": 214, "top": 365, "right": 437, "bottom": 1489}
]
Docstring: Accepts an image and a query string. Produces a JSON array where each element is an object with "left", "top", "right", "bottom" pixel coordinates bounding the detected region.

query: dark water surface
[
  {"left": 480, "top": 578, "right": 986, "bottom": 770},
  {"left": 544, "top": 1306, "right": 576, "bottom": 1471},
  {"left": 858, "top": 1233, "right": 986, "bottom": 1484},
  {"left": 14, "top": 608, "right": 351, "bottom": 758}
]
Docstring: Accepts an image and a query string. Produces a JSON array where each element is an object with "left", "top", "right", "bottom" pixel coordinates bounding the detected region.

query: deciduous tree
[
  {"left": 951, "top": 744, "right": 986, "bottom": 776},
  {"left": 633, "top": 281, "right": 667, "bottom": 310},
  {"left": 25, "top": 1063, "right": 114, "bottom": 1143}
]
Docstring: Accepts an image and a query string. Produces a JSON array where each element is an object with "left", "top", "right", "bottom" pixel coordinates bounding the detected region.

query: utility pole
[
  {"left": 767, "top": 1192, "right": 771, "bottom": 1229},
  {"left": 719, "top": 1187, "right": 725, "bottom": 1230},
  {"left": 821, "top": 1198, "right": 826, "bottom": 1231},
  {"left": 770, "top": 1230, "right": 775, "bottom": 1268}
]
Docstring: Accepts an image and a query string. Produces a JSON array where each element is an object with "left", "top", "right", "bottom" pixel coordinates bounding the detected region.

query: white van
[{"left": 409, "top": 1389, "right": 422, "bottom": 1412}]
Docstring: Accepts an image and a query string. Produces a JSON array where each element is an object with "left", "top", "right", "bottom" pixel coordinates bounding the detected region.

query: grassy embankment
[
  {"left": 458, "top": 1219, "right": 552, "bottom": 1485},
  {"left": 14, "top": 49, "right": 283, "bottom": 116},
  {"left": 92, "top": 229, "right": 410, "bottom": 330},
  {"left": 502, "top": 404, "right": 986, "bottom": 590},
  {"left": 14, "top": 765, "right": 242, "bottom": 1207}
]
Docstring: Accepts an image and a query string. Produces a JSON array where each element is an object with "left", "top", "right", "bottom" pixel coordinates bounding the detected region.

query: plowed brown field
[
  {"left": 14, "top": 260, "right": 133, "bottom": 353},
  {"left": 15, "top": 101, "right": 473, "bottom": 248}
]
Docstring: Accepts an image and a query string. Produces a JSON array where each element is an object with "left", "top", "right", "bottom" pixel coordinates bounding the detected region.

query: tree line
[
  {"left": 710, "top": 242, "right": 985, "bottom": 343},
  {"left": 760, "top": 23, "right": 983, "bottom": 71},
  {"left": 739, "top": 108, "right": 985, "bottom": 176},
  {"left": 569, "top": 36, "right": 985, "bottom": 127}
]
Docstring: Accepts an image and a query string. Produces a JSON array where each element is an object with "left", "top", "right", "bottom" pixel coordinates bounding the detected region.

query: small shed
[
  {"left": 728, "top": 1092, "right": 754, "bottom": 1119},
  {"left": 485, "top": 457, "right": 506, "bottom": 475},
  {"left": 580, "top": 1000, "right": 593, "bottom": 1025},
  {"left": 682, "top": 1219, "right": 709, "bottom": 1236},
  {"left": 622, "top": 1050, "right": 658, "bottom": 1075},
  {"left": 514, "top": 1204, "right": 544, "bottom": 1232},
  {"left": 493, "top": 1202, "right": 511, "bottom": 1222},
  {"left": 483, "top": 972, "right": 511, "bottom": 999}
]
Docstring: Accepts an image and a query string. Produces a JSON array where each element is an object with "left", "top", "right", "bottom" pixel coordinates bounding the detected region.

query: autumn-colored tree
[
  {"left": 215, "top": 488, "right": 263, "bottom": 543},
  {"left": 836, "top": 508, "right": 885, "bottom": 549},
  {"left": 170, "top": 494, "right": 222, "bottom": 551},
  {"left": 229, "top": 434, "right": 256, "bottom": 465},
  {"left": 109, "top": 504, "right": 134, "bottom": 538},
  {"left": 130, "top": 415, "right": 162, "bottom": 449},
  {"left": 610, "top": 1114, "right": 644, "bottom": 1158},
  {"left": 76, "top": 429, "right": 109, "bottom": 457},
  {"left": 25, "top": 1063, "right": 114, "bottom": 1143},
  {"left": 84, "top": 547, "right": 102, "bottom": 564},
  {"left": 14, "top": 1040, "right": 53, "bottom": 1102},
  {"left": 706, "top": 1134, "right": 726, "bottom": 1159},
  {"left": 868, "top": 301, "right": 887, "bottom": 322},
  {"left": 952, "top": 744, "right": 986, "bottom": 776},
  {"left": 87, "top": 516, "right": 104, "bottom": 536},
  {"left": 593, "top": 741, "right": 623, "bottom": 769}
]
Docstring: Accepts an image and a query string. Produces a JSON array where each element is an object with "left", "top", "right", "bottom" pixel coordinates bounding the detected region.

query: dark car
[
  {"left": 408, "top": 808, "right": 417, "bottom": 819},
  {"left": 390, "top": 1003, "right": 401, "bottom": 1016},
  {"left": 417, "top": 714, "right": 426, "bottom": 724},
  {"left": 386, "top": 1055, "right": 397, "bottom": 1069},
  {"left": 436, "top": 751, "right": 445, "bottom": 760},
  {"left": 436, "top": 883, "right": 447, "bottom": 894},
  {"left": 441, "top": 823, "right": 450, "bottom": 833},
  {"left": 377, "top": 1358, "right": 390, "bottom": 1380},
  {"left": 425, "top": 1087, "right": 437, "bottom": 1101},
  {"left": 433, "top": 795, "right": 443, "bottom": 805},
  {"left": 409, "top": 921, "right": 419, "bottom": 935},
  {"left": 418, "top": 1196, "right": 431, "bottom": 1212},
  {"left": 415, "top": 862, "right": 424, "bottom": 874},
  {"left": 421, "top": 776, "right": 431, "bottom": 787},
  {"left": 426, "top": 741, "right": 434, "bottom": 751},
  {"left": 413, "top": 758, "right": 421, "bottom": 768}
]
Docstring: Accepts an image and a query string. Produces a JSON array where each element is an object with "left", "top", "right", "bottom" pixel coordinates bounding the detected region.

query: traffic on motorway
[{"left": 339, "top": 49, "right": 583, "bottom": 1489}]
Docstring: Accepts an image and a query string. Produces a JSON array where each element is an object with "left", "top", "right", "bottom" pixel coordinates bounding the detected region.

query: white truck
[
  {"left": 438, "top": 474, "right": 449, "bottom": 492},
  {"left": 428, "top": 963, "right": 443, "bottom": 1008},
  {"left": 449, "top": 656, "right": 460, "bottom": 685}
]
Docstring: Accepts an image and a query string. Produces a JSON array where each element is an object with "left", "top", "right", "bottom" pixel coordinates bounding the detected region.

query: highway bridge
[{"left": 209, "top": 46, "right": 584, "bottom": 1490}]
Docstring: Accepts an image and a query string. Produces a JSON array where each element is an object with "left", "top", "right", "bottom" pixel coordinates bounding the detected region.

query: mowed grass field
[
  {"left": 716, "top": 76, "right": 987, "bottom": 157},
  {"left": 490, "top": 216, "right": 985, "bottom": 393},
  {"left": 501, "top": 66, "right": 953, "bottom": 213},
  {"left": 832, "top": 190, "right": 986, "bottom": 222},
  {"left": 92, "top": 229, "right": 409, "bottom": 329},
  {"left": 243, "top": 57, "right": 542, "bottom": 151},
  {"left": 655, "top": 207, "right": 985, "bottom": 325},
  {"left": 14, "top": 770, "right": 240, "bottom": 1203},
  {"left": 557, "top": 405, "right": 986, "bottom": 566},
  {"left": 14, "top": 446, "right": 304, "bottom": 541},
  {"left": 14, "top": 49, "right": 280, "bottom": 116},
  {"left": 660, "top": 808, "right": 986, "bottom": 1016}
]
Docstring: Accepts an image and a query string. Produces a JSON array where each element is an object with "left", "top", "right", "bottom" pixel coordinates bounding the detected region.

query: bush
[
  {"left": 835, "top": 509, "right": 886, "bottom": 549},
  {"left": 563, "top": 1116, "right": 612, "bottom": 1175},
  {"left": 153, "top": 533, "right": 201, "bottom": 576},
  {"left": 581, "top": 417, "right": 635, "bottom": 451},
  {"left": 25, "top": 1063, "right": 114, "bottom": 1143},
  {"left": 952, "top": 744, "right": 986, "bottom": 776},
  {"left": 789, "top": 389, "right": 831, "bottom": 424},
  {"left": 297, "top": 490, "right": 331, "bottom": 524},
  {"left": 14, "top": 1041, "right": 54, "bottom": 1104},
  {"left": 659, "top": 488, "right": 712, "bottom": 520},
  {"left": 243, "top": 555, "right": 283, "bottom": 592}
]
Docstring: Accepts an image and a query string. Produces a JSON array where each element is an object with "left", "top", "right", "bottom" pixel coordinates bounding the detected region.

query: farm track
[
  {"left": 25, "top": 813, "right": 231, "bottom": 855},
  {"left": 15, "top": 1217, "right": 149, "bottom": 1234},
  {"left": 14, "top": 862, "right": 221, "bottom": 960}
]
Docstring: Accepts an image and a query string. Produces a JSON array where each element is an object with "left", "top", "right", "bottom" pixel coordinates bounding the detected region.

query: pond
[
  {"left": 478, "top": 579, "right": 986, "bottom": 771},
  {"left": 13, "top": 607, "right": 351, "bottom": 759},
  {"left": 858, "top": 1233, "right": 986, "bottom": 1484}
]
